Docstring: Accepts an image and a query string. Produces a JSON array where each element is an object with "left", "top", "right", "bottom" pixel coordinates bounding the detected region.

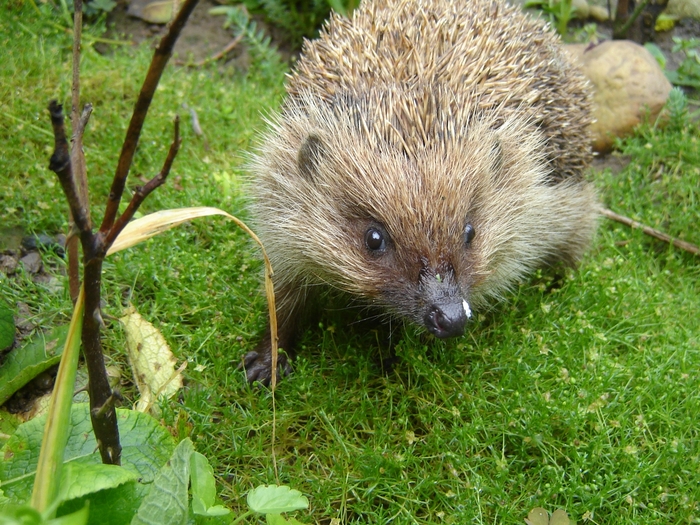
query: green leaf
[
  {"left": 643, "top": 42, "right": 666, "bottom": 70},
  {"left": 0, "top": 301, "right": 13, "bottom": 353},
  {"left": 130, "top": 438, "right": 194, "bottom": 525},
  {"left": 0, "top": 404, "right": 175, "bottom": 505},
  {"left": 190, "top": 451, "right": 230, "bottom": 516},
  {"left": 0, "top": 410, "right": 22, "bottom": 448},
  {"left": 0, "top": 505, "right": 43, "bottom": 525},
  {"left": 0, "top": 504, "right": 88, "bottom": 525},
  {"left": 49, "top": 505, "right": 89, "bottom": 525},
  {"left": 60, "top": 463, "right": 138, "bottom": 501},
  {"left": 56, "top": 480, "right": 147, "bottom": 525},
  {"left": 247, "top": 485, "right": 309, "bottom": 515},
  {"left": 0, "top": 325, "right": 69, "bottom": 406}
]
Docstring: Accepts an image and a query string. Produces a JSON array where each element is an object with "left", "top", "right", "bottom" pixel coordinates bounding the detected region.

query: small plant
[
  {"left": 666, "top": 37, "right": 700, "bottom": 89},
  {"left": 645, "top": 38, "right": 700, "bottom": 90},
  {"left": 525, "top": 0, "right": 577, "bottom": 36},
  {"left": 1, "top": 408, "right": 309, "bottom": 524},
  {"left": 663, "top": 86, "right": 689, "bottom": 131},
  {"left": 209, "top": 4, "right": 285, "bottom": 76},
  {"left": 218, "top": 0, "right": 360, "bottom": 50}
]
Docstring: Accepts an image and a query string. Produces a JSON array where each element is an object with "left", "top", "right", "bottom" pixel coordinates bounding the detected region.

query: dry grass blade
[
  {"left": 105, "top": 205, "right": 281, "bottom": 473},
  {"left": 105, "top": 206, "right": 279, "bottom": 388}
]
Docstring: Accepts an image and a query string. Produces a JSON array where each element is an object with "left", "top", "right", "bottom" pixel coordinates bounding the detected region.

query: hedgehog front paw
[{"left": 240, "top": 349, "right": 292, "bottom": 386}]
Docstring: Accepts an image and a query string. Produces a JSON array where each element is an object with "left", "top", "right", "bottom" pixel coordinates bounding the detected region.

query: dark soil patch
[{"left": 103, "top": 0, "right": 250, "bottom": 68}]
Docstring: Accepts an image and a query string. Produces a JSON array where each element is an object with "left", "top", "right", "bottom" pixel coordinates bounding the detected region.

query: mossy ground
[{"left": 1, "top": 5, "right": 699, "bottom": 524}]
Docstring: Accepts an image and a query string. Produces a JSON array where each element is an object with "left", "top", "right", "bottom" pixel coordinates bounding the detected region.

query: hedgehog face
[{"left": 252, "top": 92, "right": 595, "bottom": 340}]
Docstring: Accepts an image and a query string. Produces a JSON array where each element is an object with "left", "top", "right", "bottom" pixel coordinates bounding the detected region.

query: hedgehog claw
[{"left": 240, "top": 349, "right": 292, "bottom": 386}]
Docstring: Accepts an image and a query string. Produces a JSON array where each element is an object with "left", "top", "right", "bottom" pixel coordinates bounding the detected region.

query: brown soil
[{"left": 104, "top": 0, "right": 250, "bottom": 67}]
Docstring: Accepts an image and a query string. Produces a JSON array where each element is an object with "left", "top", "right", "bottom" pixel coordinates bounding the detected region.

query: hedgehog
[{"left": 242, "top": 0, "right": 598, "bottom": 384}]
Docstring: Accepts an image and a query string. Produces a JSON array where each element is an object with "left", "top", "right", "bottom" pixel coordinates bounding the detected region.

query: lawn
[{"left": 1, "top": 3, "right": 699, "bottom": 524}]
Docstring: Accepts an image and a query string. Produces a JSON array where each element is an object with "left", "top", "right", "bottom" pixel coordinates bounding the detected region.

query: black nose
[{"left": 424, "top": 302, "right": 468, "bottom": 338}]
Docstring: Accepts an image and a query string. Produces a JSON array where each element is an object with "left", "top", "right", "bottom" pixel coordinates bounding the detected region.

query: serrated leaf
[
  {"left": 119, "top": 305, "right": 184, "bottom": 414},
  {"left": 130, "top": 438, "right": 194, "bottom": 525},
  {"left": 0, "top": 301, "right": 14, "bottom": 352},
  {"left": 247, "top": 485, "right": 309, "bottom": 515},
  {"left": 0, "top": 404, "right": 174, "bottom": 505},
  {"left": 0, "top": 325, "right": 69, "bottom": 406}
]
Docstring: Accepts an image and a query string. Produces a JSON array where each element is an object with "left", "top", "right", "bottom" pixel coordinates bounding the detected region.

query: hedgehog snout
[
  {"left": 418, "top": 264, "right": 470, "bottom": 338},
  {"left": 424, "top": 300, "right": 469, "bottom": 338}
]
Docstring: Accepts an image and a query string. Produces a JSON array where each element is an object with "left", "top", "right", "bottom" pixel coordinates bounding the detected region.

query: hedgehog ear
[{"left": 297, "top": 133, "right": 325, "bottom": 182}]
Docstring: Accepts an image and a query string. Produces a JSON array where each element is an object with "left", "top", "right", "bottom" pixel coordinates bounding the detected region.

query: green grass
[{"left": 1, "top": 5, "right": 699, "bottom": 524}]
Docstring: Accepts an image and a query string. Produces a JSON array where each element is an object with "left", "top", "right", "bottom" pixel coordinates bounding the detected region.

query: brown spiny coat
[{"left": 244, "top": 0, "right": 598, "bottom": 384}]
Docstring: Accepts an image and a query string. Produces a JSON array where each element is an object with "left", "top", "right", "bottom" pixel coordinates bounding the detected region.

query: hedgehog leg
[{"left": 241, "top": 281, "right": 307, "bottom": 385}]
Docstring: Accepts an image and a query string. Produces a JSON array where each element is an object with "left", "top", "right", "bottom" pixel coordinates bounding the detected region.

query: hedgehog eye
[
  {"left": 464, "top": 223, "right": 476, "bottom": 245},
  {"left": 365, "top": 227, "right": 387, "bottom": 252}
]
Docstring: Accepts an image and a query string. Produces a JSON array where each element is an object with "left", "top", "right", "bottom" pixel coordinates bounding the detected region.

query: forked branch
[{"left": 47, "top": 0, "right": 200, "bottom": 466}]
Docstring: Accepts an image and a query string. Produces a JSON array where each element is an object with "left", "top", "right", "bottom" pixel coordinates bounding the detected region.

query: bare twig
[
  {"left": 48, "top": 101, "right": 121, "bottom": 465},
  {"left": 67, "top": 0, "right": 90, "bottom": 303},
  {"left": 104, "top": 116, "right": 182, "bottom": 248},
  {"left": 600, "top": 207, "right": 700, "bottom": 256},
  {"left": 181, "top": 32, "right": 245, "bottom": 67},
  {"left": 100, "top": 0, "right": 200, "bottom": 236},
  {"left": 48, "top": 102, "right": 90, "bottom": 233},
  {"left": 66, "top": 229, "right": 81, "bottom": 303}
]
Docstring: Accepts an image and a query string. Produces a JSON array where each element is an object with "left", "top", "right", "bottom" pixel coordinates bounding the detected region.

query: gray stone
[
  {"left": 566, "top": 41, "right": 672, "bottom": 152},
  {"left": 20, "top": 252, "right": 42, "bottom": 274}
]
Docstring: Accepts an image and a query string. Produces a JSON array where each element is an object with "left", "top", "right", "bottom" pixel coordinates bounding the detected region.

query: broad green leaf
[
  {"left": 56, "top": 480, "right": 147, "bottom": 525},
  {"left": 0, "top": 325, "right": 69, "bottom": 406},
  {"left": 60, "top": 463, "right": 138, "bottom": 501},
  {"left": 0, "top": 301, "right": 13, "bottom": 352},
  {"left": 0, "top": 505, "right": 43, "bottom": 525},
  {"left": 190, "top": 452, "right": 215, "bottom": 508},
  {"left": 190, "top": 451, "right": 229, "bottom": 516},
  {"left": 0, "top": 404, "right": 174, "bottom": 505},
  {"left": 49, "top": 505, "right": 89, "bottom": 525},
  {"left": 247, "top": 485, "right": 309, "bottom": 515},
  {"left": 130, "top": 438, "right": 194, "bottom": 525},
  {"left": 0, "top": 410, "right": 21, "bottom": 448}
]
